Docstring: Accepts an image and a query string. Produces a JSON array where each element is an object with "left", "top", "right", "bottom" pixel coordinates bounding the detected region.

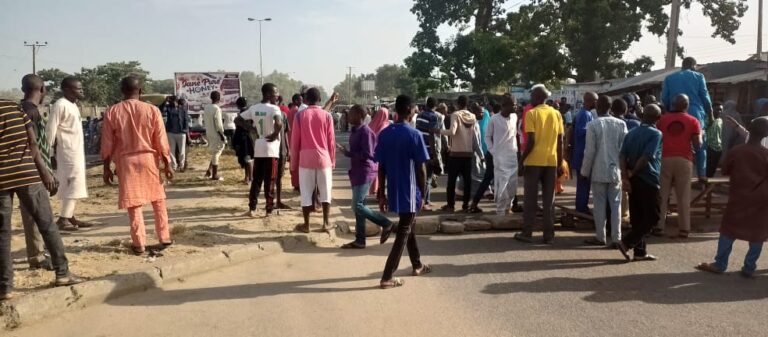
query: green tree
[
  {"left": 147, "top": 79, "right": 175, "bottom": 95},
  {"left": 240, "top": 71, "right": 305, "bottom": 105},
  {"left": 37, "top": 68, "right": 72, "bottom": 98},
  {"left": 77, "top": 61, "right": 150, "bottom": 105},
  {"left": 0, "top": 88, "right": 23, "bottom": 101}
]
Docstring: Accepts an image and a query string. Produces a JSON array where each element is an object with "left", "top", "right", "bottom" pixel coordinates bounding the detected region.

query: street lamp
[{"left": 247, "top": 17, "right": 272, "bottom": 86}]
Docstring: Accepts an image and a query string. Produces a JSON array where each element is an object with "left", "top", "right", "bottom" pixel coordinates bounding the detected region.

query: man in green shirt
[{"left": 706, "top": 102, "right": 724, "bottom": 177}]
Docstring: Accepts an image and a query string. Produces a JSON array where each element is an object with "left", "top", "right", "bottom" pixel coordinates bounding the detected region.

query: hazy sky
[{"left": 0, "top": 0, "right": 764, "bottom": 93}]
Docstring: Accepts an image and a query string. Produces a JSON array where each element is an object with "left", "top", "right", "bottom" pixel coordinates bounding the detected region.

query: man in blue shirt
[
  {"left": 415, "top": 97, "right": 440, "bottom": 211},
  {"left": 375, "top": 94, "right": 431, "bottom": 289},
  {"left": 661, "top": 57, "right": 713, "bottom": 180},
  {"left": 571, "top": 92, "right": 597, "bottom": 213},
  {"left": 617, "top": 104, "right": 663, "bottom": 262},
  {"left": 164, "top": 96, "right": 190, "bottom": 172}
]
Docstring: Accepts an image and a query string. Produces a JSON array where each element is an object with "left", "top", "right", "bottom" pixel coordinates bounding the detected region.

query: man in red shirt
[{"left": 655, "top": 94, "right": 702, "bottom": 239}]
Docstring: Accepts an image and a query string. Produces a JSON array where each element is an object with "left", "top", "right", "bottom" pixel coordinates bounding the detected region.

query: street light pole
[{"left": 247, "top": 17, "right": 272, "bottom": 86}]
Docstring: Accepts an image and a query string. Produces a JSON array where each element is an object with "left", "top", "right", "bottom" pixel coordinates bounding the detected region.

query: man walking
[
  {"left": 238, "top": 83, "right": 283, "bottom": 217},
  {"left": 165, "top": 95, "right": 189, "bottom": 172},
  {"left": 483, "top": 94, "right": 519, "bottom": 215},
  {"left": 438, "top": 95, "right": 479, "bottom": 213},
  {"left": 204, "top": 91, "right": 226, "bottom": 181},
  {"left": 656, "top": 94, "right": 702, "bottom": 239},
  {"left": 661, "top": 57, "right": 713, "bottom": 181},
  {"left": 617, "top": 104, "right": 663, "bottom": 262},
  {"left": 706, "top": 102, "right": 724, "bottom": 177},
  {"left": 581, "top": 97, "right": 628, "bottom": 247},
  {"left": 1, "top": 99, "right": 83, "bottom": 300},
  {"left": 571, "top": 92, "right": 597, "bottom": 214},
  {"left": 19, "top": 74, "right": 51, "bottom": 270},
  {"left": 291, "top": 88, "right": 335, "bottom": 232},
  {"left": 339, "top": 105, "right": 393, "bottom": 249},
  {"left": 415, "top": 97, "right": 440, "bottom": 211},
  {"left": 375, "top": 95, "right": 431, "bottom": 289},
  {"left": 101, "top": 76, "right": 174, "bottom": 255},
  {"left": 515, "top": 85, "right": 564, "bottom": 244},
  {"left": 46, "top": 77, "right": 94, "bottom": 231}
]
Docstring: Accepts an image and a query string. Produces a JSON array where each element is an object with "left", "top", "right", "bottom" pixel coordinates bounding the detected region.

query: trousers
[
  {"left": 657, "top": 157, "right": 692, "bottom": 232},
  {"left": 621, "top": 177, "right": 660, "bottom": 257},
  {"left": 250, "top": 158, "right": 277, "bottom": 211},
  {"left": 522, "top": 166, "right": 556, "bottom": 240},
  {"left": 381, "top": 213, "right": 422, "bottom": 281},
  {"left": 127, "top": 199, "right": 170, "bottom": 249},
  {"left": 168, "top": 132, "right": 187, "bottom": 170},
  {"left": 446, "top": 156, "right": 472, "bottom": 209}
]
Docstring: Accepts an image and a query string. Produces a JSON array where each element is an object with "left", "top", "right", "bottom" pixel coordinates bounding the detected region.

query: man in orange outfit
[{"left": 101, "top": 76, "right": 174, "bottom": 255}]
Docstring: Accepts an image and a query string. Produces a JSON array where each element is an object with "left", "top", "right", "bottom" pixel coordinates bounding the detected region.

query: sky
[{"left": 0, "top": 0, "right": 765, "bottom": 93}]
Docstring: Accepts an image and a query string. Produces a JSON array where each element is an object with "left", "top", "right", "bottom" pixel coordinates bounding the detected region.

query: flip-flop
[
  {"left": 695, "top": 262, "right": 724, "bottom": 274},
  {"left": 131, "top": 246, "right": 145, "bottom": 256},
  {"left": 380, "top": 278, "right": 404, "bottom": 289},
  {"left": 340, "top": 242, "right": 365, "bottom": 249},
  {"left": 412, "top": 264, "right": 432, "bottom": 276}
]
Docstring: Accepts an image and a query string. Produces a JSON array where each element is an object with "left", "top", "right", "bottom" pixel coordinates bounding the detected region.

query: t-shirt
[
  {"left": 241, "top": 103, "right": 282, "bottom": 158},
  {"left": 524, "top": 104, "right": 564, "bottom": 167},
  {"left": 621, "top": 124, "right": 662, "bottom": 188},
  {"left": 374, "top": 123, "right": 430, "bottom": 214},
  {"left": 223, "top": 112, "right": 238, "bottom": 131},
  {"left": 706, "top": 118, "right": 723, "bottom": 151},
  {"left": 657, "top": 112, "right": 701, "bottom": 161},
  {"left": 0, "top": 100, "right": 40, "bottom": 191}
]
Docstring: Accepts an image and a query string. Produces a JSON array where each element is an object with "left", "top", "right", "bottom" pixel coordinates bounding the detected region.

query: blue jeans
[
  {"left": 352, "top": 183, "right": 392, "bottom": 245},
  {"left": 713, "top": 234, "right": 764, "bottom": 275},
  {"left": 695, "top": 128, "right": 707, "bottom": 178},
  {"left": 591, "top": 182, "right": 622, "bottom": 244}
]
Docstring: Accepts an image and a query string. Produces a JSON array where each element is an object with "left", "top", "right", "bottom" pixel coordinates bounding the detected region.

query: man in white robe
[
  {"left": 46, "top": 77, "right": 93, "bottom": 231},
  {"left": 485, "top": 94, "right": 519, "bottom": 215}
]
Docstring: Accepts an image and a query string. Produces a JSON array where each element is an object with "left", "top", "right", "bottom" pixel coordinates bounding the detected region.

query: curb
[{"left": 1, "top": 239, "right": 297, "bottom": 330}]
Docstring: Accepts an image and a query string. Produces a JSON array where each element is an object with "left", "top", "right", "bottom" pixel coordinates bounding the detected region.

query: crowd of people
[{"left": 1, "top": 54, "right": 767, "bottom": 298}]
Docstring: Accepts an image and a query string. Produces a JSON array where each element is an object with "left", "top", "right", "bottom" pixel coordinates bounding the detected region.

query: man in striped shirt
[{"left": 0, "top": 99, "right": 83, "bottom": 301}]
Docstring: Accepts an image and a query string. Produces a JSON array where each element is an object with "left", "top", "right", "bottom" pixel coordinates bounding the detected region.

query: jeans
[
  {"left": 446, "top": 156, "right": 472, "bottom": 209},
  {"left": 522, "top": 166, "right": 556, "bottom": 240},
  {"left": 706, "top": 146, "right": 722, "bottom": 178},
  {"left": 167, "top": 132, "right": 187, "bottom": 170},
  {"left": 621, "top": 177, "right": 660, "bottom": 257},
  {"left": 1, "top": 184, "right": 69, "bottom": 293},
  {"left": 424, "top": 166, "right": 435, "bottom": 205},
  {"left": 591, "top": 182, "right": 622, "bottom": 244},
  {"left": 694, "top": 128, "right": 707, "bottom": 178},
  {"left": 250, "top": 158, "right": 277, "bottom": 211},
  {"left": 19, "top": 202, "right": 46, "bottom": 263},
  {"left": 575, "top": 174, "right": 591, "bottom": 213},
  {"left": 381, "top": 213, "right": 422, "bottom": 281},
  {"left": 352, "top": 183, "right": 392, "bottom": 245},
  {"left": 713, "top": 235, "right": 764, "bottom": 275},
  {"left": 472, "top": 152, "right": 494, "bottom": 206}
]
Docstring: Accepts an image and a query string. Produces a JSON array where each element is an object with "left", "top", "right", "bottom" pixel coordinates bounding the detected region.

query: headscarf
[{"left": 369, "top": 106, "right": 391, "bottom": 136}]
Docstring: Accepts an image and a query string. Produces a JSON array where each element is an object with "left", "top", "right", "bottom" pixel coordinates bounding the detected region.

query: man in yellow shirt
[{"left": 515, "top": 84, "right": 564, "bottom": 245}]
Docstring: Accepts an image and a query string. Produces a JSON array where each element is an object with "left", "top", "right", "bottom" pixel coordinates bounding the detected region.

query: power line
[{"left": 23, "top": 41, "right": 47, "bottom": 74}]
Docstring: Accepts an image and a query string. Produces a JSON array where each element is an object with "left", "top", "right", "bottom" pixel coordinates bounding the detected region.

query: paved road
[{"left": 11, "top": 131, "right": 768, "bottom": 337}]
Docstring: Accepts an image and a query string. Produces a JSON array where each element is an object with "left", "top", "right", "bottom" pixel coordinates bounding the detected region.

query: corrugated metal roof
[{"left": 710, "top": 70, "right": 768, "bottom": 84}]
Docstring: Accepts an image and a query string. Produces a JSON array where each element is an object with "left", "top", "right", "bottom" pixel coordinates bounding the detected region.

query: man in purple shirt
[{"left": 338, "top": 105, "right": 394, "bottom": 249}]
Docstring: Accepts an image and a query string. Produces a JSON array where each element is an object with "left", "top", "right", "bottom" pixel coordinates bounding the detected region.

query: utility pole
[
  {"left": 665, "top": 0, "right": 681, "bottom": 69},
  {"left": 759, "top": 0, "right": 764, "bottom": 58},
  {"left": 23, "top": 41, "right": 47, "bottom": 74},
  {"left": 347, "top": 66, "right": 354, "bottom": 104}
]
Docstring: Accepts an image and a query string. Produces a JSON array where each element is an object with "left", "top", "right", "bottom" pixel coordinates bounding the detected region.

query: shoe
[
  {"left": 511, "top": 205, "right": 524, "bottom": 213},
  {"left": 55, "top": 274, "right": 85, "bottom": 287},
  {"left": 617, "top": 241, "right": 631, "bottom": 262},
  {"left": 0, "top": 292, "right": 12, "bottom": 301},
  {"left": 633, "top": 254, "right": 658, "bottom": 262},
  {"left": 29, "top": 257, "right": 54, "bottom": 271},
  {"left": 541, "top": 237, "right": 554, "bottom": 245},
  {"left": 513, "top": 233, "right": 533, "bottom": 243},
  {"left": 440, "top": 205, "right": 455, "bottom": 213},
  {"left": 583, "top": 238, "right": 606, "bottom": 246},
  {"left": 467, "top": 206, "right": 483, "bottom": 214},
  {"left": 650, "top": 228, "right": 664, "bottom": 237},
  {"left": 244, "top": 210, "right": 258, "bottom": 218},
  {"left": 740, "top": 270, "right": 756, "bottom": 279},
  {"left": 69, "top": 217, "right": 94, "bottom": 228},
  {"left": 56, "top": 217, "right": 78, "bottom": 231},
  {"left": 380, "top": 224, "right": 395, "bottom": 244},
  {"left": 606, "top": 242, "right": 619, "bottom": 250}
]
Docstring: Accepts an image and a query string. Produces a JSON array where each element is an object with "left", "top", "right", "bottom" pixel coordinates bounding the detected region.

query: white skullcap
[{"left": 531, "top": 83, "right": 551, "bottom": 97}]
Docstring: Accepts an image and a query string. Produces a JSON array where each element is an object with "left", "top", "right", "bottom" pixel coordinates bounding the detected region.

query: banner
[{"left": 174, "top": 72, "right": 241, "bottom": 114}]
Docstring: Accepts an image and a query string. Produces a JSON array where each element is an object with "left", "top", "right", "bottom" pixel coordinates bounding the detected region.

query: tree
[
  {"left": 147, "top": 79, "right": 175, "bottom": 95},
  {"left": 409, "top": 0, "right": 748, "bottom": 87},
  {"left": 37, "top": 68, "right": 72, "bottom": 98},
  {"left": 77, "top": 61, "right": 150, "bottom": 105},
  {"left": 240, "top": 71, "right": 305, "bottom": 105},
  {"left": 0, "top": 88, "right": 23, "bottom": 101}
]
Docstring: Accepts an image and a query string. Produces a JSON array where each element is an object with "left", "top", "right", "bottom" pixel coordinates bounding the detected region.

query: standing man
[
  {"left": 203, "top": 91, "right": 226, "bottom": 181},
  {"left": 237, "top": 83, "right": 283, "bottom": 217},
  {"left": 655, "top": 94, "right": 702, "bottom": 239},
  {"left": 515, "top": 84, "right": 564, "bottom": 244},
  {"left": 233, "top": 97, "right": 255, "bottom": 184},
  {"left": 483, "top": 94, "right": 519, "bottom": 215},
  {"left": 661, "top": 57, "right": 713, "bottom": 181},
  {"left": 276, "top": 95, "right": 291, "bottom": 210},
  {"left": 581, "top": 97, "right": 628, "bottom": 247},
  {"left": 291, "top": 88, "right": 335, "bottom": 232},
  {"left": 415, "top": 97, "right": 440, "bottom": 211},
  {"left": 46, "top": 77, "right": 93, "bottom": 231},
  {"left": 437, "top": 95, "right": 479, "bottom": 213},
  {"left": 288, "top": 93, "right": 303, "bottom": 191},
  {"left": 705, "top": 102, "right": 724, "bottom": 177},
  {"left": 617, "top": 104, "right": 663, "bottom": 262},
  {"left": 222, "top": 101, "right": 238, "bottom": 146},
  {"left": 101, "top": 76, "right": 174, "bottom": 255},
  {"left": 375, "top": 95, "right": 431, "bottom": 289},
  {"left": 468, "top": 102, "right": 492, "bottom": 213},
  {"left": 571, "top": 92, "right": 597, "bottom": 214},
  {"left": 165, "top": 95, "right": 190, "bottom": 172},
  {"left": 1, "top": 99, "right": 83, "bottom": 300},
  {"left": 339, "top": 105, "right": 394, "bottom": 249},
  {"left": 19, "top": 74, "right": 51, "bottom": 270}
]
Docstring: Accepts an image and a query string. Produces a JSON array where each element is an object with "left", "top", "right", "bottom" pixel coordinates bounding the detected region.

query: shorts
[{"left": 299, "top": 167, "right": 332, "bottom": 207}]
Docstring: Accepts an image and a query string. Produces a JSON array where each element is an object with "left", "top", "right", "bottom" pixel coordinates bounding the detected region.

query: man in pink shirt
[{"left": 291, "top": 87, "right": 336, "bottom": 232}]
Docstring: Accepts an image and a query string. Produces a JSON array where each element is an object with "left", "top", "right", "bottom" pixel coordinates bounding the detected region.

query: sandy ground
[{"left": 9, "top": 147, "right": 340, "bottom": 294}]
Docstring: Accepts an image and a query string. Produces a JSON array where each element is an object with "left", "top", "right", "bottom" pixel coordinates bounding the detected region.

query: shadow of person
[{"left": 481, "top": 271, "right": 768, "bottom": 304}]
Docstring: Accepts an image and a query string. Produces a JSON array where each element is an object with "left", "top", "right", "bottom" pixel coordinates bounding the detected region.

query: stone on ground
[
  {"left": 441, "top": 221, "right": 464, "bottom": 234},
  {"left": 463, "top": 219, "right": 492, "bottom": 231},
  {"left": 414, "top": 217, "right": 439, "bottom": 235}
]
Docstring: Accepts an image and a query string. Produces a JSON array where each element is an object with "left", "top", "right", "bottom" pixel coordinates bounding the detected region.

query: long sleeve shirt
[
  {"left": 165, "top": 106, "right": 189, "bottom": 134},
  {"left": 485, "top": 113, "right": 518, "bottom": 156},
  {"left": 661, "top": 69, "right": 713, "bottom": 126},
  {"left": 101, "top": 99, "right": 170, "bottom": 162},
  {"left": 290, "top": 105, "right": 335, "bottom": 171},
  {"left": 346, "top": 124, "right": 377, "bottom": 186},
  {"left": 571, "top": 108, "right": 594, "bottom": 171},
  {"left": 203, "top": 104, "right": 224, "bottom": 136},
  {"left": 581, "top": 115, "right": 628, "bottom": 183}
]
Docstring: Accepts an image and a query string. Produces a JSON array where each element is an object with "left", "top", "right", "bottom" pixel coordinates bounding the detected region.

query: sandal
[
  {"left": 440, "top": 205, "right": 455, "bottom": 213},
  {"left": 294, "top": 224, "right": 310, "bottom": 234},
  {"left": 412, "top": 264, "right": 432, "bottom": 276},
  {"left": 131, "top": 246, "right": 145, "bottom": 256},
  {"left": 380, "top": 278, "right": 404, "bottom": 289},
  {"left": 341, "top": 242, "right": 365, "bottom": 249},
  {"left": 695, "top": 262, "right": 724, "bottom": 274}
]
